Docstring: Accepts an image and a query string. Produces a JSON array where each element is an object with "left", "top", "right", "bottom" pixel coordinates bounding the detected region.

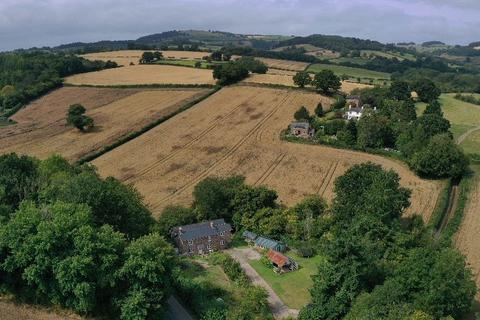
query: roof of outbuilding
[
  {"left": 267, "top": 249, "right": 290, "bottom": 268},
  {"left": 290, "top": 122, "right": 311, "bottom": 130},
  {"left": 255, "top": 236, "right": 285, "bottom": 251},
  {"left": 242, "top": 230, "right": 258, "bottom": 240},
  {"left": 174, "top": 219, "right": 231, "bottom": 241}
]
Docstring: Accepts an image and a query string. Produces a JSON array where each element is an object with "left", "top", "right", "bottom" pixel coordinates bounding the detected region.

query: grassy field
[
  {"left": 307, "top": 63, "right": 391, "bottom": 83},
  {"left": 416, "top": 93, "right": 480, "bottom": 143},
  {"left": 460, "top": 130, "right": 480, "bottom": 155},
  {"left": 249, "top": 252, "right": 323, "bottom": 309}
]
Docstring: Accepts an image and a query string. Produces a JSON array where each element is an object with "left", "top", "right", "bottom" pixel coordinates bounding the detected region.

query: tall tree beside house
[
  {"left": 294, "top": 106, "right": 311, "bottom": 121},
  {"left": 389, "top": 80, "right": 411, "bottom": 101},
  {"left": 314, "top": 102, "right": 324, "bottom": 117}
]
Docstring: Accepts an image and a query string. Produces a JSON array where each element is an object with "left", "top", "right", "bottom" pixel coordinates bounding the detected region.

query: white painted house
[{"left": 345, "top": 106, "right": 364, "bottom": 120}]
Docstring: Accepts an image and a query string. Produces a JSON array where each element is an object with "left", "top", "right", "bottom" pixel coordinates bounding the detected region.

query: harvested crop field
[
  {"left": 243, "top": 74, "right": 372, "bottom": 93},
  {"left": 92, "top": 86, "right": 442, "bottom": 219},
  {"left": 64, "top": 64, "right": 215, "bottom": 86},
  {"left": 256, "top": 58, "right": 309, "bottom": 71},
  {"left": 0, "top": 296, "right": 81, "bottom": 320},
  {"left": 80, "top": 50, "right": 210, "bottom": 66},
  {"left": 0, "top": 86, "right": 209, "bottom": 161},
  {"left": 455, "top": 170, "right": 480, "bottom": 300}
]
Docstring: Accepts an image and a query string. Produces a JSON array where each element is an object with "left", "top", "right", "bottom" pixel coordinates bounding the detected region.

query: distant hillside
[
  {"left": 277, "top": 34, "right": 387, "bottom": 52},
  {"left": 421, "top": 41, "right": 446, "bottom": 47}
]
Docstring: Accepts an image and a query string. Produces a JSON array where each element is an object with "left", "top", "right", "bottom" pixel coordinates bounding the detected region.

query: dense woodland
[{"left": 0, "top": 51, "right": 116, "bottom": 118}]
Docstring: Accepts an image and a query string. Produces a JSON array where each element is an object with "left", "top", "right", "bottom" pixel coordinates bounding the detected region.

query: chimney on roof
[{"left": 210, "top": 221, "right": 214, "bottom": 228}]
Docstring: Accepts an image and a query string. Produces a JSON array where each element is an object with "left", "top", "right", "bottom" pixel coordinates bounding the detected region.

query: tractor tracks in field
[
  {"left": 124, "top": 92, "right": 259, "bottom": 183},
  {"left": 151, "top": 93, "right": 291, "bottom": 209},
  {"left": 315, "top": 161, "right": 340, "bottom": 197},
  {"left": 254, "top": 153, "right": 287, "bottom": 186}
]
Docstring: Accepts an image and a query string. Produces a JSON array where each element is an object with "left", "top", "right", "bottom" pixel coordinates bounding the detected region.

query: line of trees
[
  {"left": 293, "top": 70, "right": 341, "bottom": 94},
  {"left": 299, "top": 163, "right": 476, "bottom": 319},
  {"left": 0, "top": 51, "right": 117, "bottom": 117},
  {"left": 213, "top": 57, "right": 268, "bottom": 85}
]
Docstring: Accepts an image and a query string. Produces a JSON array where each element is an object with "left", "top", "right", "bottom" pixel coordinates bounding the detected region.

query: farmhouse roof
[
  {"left": 347, "top": 107, "right": 363, "bottom": 113},
  {"left": 267, "top": 249, "right": 290, "bottom": 268},
  {"left": 346, "top": 95, "right": 360, "bottom": 100},
  {"left": 174, "top": 219, "right": 231, "bottom": 241},
  {"left": 242, "top": 230, "right": 258, "bottom": 241},
  {"left": 290, "top": 121, "right": 311, "bottom": 130},
  {"left": 255, "top": 236, "right": 286, "bottom": 252}
]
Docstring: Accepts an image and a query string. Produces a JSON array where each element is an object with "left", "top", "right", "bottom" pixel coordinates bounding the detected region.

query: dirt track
[{"left": 92, "top": 86, "right": 442, "bottom": 219}]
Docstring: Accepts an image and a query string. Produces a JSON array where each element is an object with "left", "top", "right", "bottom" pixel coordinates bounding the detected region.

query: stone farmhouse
[
  {"left": 290, "top": 121, "right": 315, "bottom": 138},
  {"left": 171, "top": 219, "right": 232, "bottom": 255}
]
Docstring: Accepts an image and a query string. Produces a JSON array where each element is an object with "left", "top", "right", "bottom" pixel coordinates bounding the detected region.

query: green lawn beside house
[{"left": 249, "top": 252, "right": 323, "bottom": 309}]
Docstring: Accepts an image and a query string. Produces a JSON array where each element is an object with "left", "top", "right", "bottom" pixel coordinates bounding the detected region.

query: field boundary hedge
[
  {"left": 76, "top": 87, "right": 221, "bottom": 164},
  {"left": 439, "top": 173, "right": 474, "bottom": 246},
  {"left": 428, "top": 179, "right": 453, "bottom": 230}
]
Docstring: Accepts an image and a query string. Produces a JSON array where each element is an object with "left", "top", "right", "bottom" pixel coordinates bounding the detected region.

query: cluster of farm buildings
[
  {"left": 171, "top": 219, "right": 298, "bottom": 273},
  {"left": 289, "top": 95, "right": 376, "bottom": 139}
]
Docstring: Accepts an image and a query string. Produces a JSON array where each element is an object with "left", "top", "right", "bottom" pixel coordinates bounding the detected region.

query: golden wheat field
[
  {"left": 64, "top": 64, "right": 215, "bottom": 86},
  {"left": 242, "top": 73, "right": 372, "bottom": 93},
  {"left": 92, "top": 85, "right": 442, "bottom": 219},
  {"left": 256, "top": 57, "right": 309, "bottom": 71},
  {"left": 0, "top": 87, "right": 209, "bottom": 161},
  {"left": 0, "top": 297, "right": 81, "bottom": 320},
  {"left": 455, "top": 173, "right": 480, "bottom": 300},
  {"left": 80, "top": 50, "right": 210, "bottom": 66}
]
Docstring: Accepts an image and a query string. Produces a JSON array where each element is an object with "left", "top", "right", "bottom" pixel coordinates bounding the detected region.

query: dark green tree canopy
[
  {"left": 293, "top": 71, "right": 312, "bottom": 88},
  {"left": 294, "top": 106, "right": 311, "bottom": 121},
  {"left": 313, "top": 70, "right": 341, "bottom": 94},
  {"left": 67, "top": 104, "right": 94, "bottom": 132},
  {"left": 413, "top": 79, "right": 441, "bottom": 103},
  {"left": 410, "top": 134, "right": 469, "bottom": 178}
]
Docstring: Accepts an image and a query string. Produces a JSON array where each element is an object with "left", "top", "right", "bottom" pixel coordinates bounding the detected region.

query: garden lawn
[
  {"left": 307, "top": 63, "right": 390, "bottom": 81},
  {"left": 249, "top": 252, "right": 323, "bottom": 309},
  {"left": 416, "top": 93, "right": 480, "bottom": 142}
]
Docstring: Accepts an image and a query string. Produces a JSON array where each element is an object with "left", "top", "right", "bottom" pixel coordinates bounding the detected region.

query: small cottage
[
  {"left": 345, "top": 105, "right": 364, "bottom": 120},
  {"left": 290, "top": 121, "right": 315, "bottom": 138},
  {"left": 267, "top": 249, "right": 299, "bottom": 273},
  {"left": 171, "top": 219, "right": 232, "bottom": 255},
  {"left": 254, "top": 236, "right": 286, "bottom": 252}
]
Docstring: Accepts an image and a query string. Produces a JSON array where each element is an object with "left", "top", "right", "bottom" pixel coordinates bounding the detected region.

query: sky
[{"left": 0, "top": 0, "right": 479, "bottom": 51}]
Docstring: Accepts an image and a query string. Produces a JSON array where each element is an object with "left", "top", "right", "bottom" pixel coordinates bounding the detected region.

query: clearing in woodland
[
  {"left": 64, "top": 64, "right": 215, "bottom": 86},
  {"left": 92, "top": 86, "right": 442, "bottom": 219},
  {"left": 0, "top": 86, "right": 209, "bottom": 161},
  {"left": 80, "top": 50, "right": 210, "bottom": 66}
]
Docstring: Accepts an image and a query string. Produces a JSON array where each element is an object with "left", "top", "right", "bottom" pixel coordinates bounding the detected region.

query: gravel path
[{"left": 227, "top": 248, "right": 299, "bottom": 319}]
